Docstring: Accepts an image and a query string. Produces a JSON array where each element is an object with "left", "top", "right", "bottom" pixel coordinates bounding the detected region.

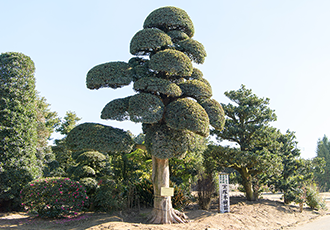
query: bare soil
[{"left": 1, "top": 193, "right": 329, "bottom": 230}]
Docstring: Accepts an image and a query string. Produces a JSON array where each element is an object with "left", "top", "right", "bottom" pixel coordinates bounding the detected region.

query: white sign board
[{"left": 219, "top": 173, "right": 230, "bottom": 213}]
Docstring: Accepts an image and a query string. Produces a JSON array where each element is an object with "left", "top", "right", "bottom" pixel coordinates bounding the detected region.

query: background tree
[
  {"left": 208, "top": 85, "right": 281, "bottom": 201},
  {"left": 51, "top": 111, "right": 81, "bottom": 175},
  {"left": 84, "top": 6, "right": 225, "bottom": 223},
  {"left": 314, "top": 135, "right": 330, "bottom": 191},
  {"left": 111, "top": 134, "right": 152, "bottom": 183},
  {"left": 55, "top": 111, "right": 81, "bottom": 136},
  {"left": 0, "top": 52, "right": 41, "bottom": 209},
  {"left": 270, "top": 130, "right": 302, "bottom": 203},
  {"left": 35, "top": 94, "right": 61, "bottom": 176},
  {"left": 268, "top": 130, "right": 325, "bottom": 205}
]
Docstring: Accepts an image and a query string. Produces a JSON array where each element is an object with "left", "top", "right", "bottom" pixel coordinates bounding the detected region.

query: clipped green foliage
[
  {"left": 189, "top": 68, "right": 203, "bottom": 80},
  {"left": 199, "top": 78, "right": 211, "bottom": 87},
  {"left": 76, "top": 151, "right": 106, "bottom": 168},
  {"left": 199, "top": 99, "right": 225, "bottom": 130},
  {"left": 179, "top": 79, "right": 212, "bottom": 101},
  {"left": 101, "top": 96, "right": 131, "bottom": 121},
  {"left": 144, "top": 6, "right": 195, "bottom": 37},
  {"left": 128, "top": 93, "right": 164, "bottom": 123},
  {"left": 66, "top": 123, "right": 134, "bottom": 153},
  {"left": 144, "top": 123, "right": 196, "bottom": 159},
  {"left": 20, "top": 177, "right": 88, "bottom": 218},
  {"left": 149, "top": 49, "right": 193, "bottom": 76},
  {"left": 86, "top": 61, "right": 132, "bottom": 89},
  {"left": 130, "top": 28, "right": 173, "bottom": 55},
  {"left": 165, "top": 98, "right": 209, "bottom": 136},
  {"left": 134, "top": 77, "right": 182, "bottom": 97},
  {"left": 167, "top": 30, "right": 189, "bottom": 43},
  {"left": 177, "top": 38, "right": 206, "bottom": 64}
]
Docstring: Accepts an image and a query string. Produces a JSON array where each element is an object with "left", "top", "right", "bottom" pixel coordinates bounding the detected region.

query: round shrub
[
  {"left": 178, "top": 79, "right": 212, "bottom": 101},
  {"left": 20, "top": 177, "right": 88, "bottom": 218},
  {"left": 165, "top": 98, "right": 210, "bottom": 137},
  {"left": 176, "top": 38, "right": 206, "bottom": 64},
  {"left": 128, "top": 93, "right": 164, "bottom": 123}
]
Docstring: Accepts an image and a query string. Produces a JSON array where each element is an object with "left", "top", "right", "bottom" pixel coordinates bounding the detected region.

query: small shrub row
[{"left": 20, "top": 177, "right": 194, "bottom": 218}]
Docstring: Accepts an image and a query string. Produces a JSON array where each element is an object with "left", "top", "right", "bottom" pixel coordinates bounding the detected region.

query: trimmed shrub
[{"left": 20, "top": 177, "right": 88, "bottom": 218}]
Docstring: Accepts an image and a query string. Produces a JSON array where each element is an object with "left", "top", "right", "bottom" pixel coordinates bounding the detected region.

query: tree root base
[{"left": 148, "top": 208, "right": 189, "bottom": 224}]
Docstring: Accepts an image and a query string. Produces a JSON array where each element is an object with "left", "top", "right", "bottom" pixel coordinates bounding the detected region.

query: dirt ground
[{"left": 1, "top": 192, "right": 329, "bottom": 230}]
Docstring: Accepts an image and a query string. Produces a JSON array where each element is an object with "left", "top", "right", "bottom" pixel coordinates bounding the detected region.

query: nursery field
[{"left": 1, "top": 192, "right": 329, "bottom": 230}]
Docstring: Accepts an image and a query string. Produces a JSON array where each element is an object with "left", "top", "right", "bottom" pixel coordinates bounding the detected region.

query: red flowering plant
[{"left": 20, "top": 177, "right": 88, "bottom": 218}]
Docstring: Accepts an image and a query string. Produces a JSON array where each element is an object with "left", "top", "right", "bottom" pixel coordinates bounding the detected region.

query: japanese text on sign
[{"left": 219, "top": 173, "right": 230, "bottom": 213}]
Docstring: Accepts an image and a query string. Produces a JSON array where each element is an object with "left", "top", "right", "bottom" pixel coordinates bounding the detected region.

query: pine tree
[{"left": 208, "top": 85, "right": 281, "bottom": 201}]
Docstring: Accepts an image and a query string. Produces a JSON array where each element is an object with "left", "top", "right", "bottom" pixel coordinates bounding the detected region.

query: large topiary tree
[
  {"left": 0, "top": 52, "right": 41, "bottom": 210},
  {"left": 84, "top": 6, "right": 225, "bottom": 223}
]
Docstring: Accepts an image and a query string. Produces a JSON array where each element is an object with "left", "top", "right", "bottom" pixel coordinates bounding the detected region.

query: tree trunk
[
  {"left": 148, "top": 156, "right": 188, "bottom": 224},
  {"left": 240, "top": 168, "right": 257, "bottom": 201}
]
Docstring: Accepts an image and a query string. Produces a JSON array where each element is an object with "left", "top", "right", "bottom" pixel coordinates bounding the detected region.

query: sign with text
[
  {"left": 161, "top": 187, "right": 174, "bottom": 197},
  {"left": 219, "top": 173, "right": 230, "bottom": 213}
]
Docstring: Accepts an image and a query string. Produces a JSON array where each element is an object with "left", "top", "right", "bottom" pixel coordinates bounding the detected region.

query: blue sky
[{"left": 1, "top": 0, "right": 329, "bottom": 159}]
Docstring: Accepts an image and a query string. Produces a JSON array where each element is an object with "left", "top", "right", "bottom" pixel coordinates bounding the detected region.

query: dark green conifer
[{"left": 0, "top": 52, "right": 41, "bottom": 209}]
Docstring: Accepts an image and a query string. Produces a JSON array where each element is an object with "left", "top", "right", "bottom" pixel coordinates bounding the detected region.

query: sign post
[{"left": 219, "top": 173, "right": 230, "bottom": 213}]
